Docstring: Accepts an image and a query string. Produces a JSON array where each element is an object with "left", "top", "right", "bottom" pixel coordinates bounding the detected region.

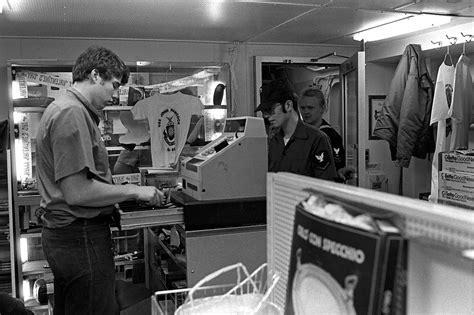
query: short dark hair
[
  {"left": 72, "top": 46, "right": 130, "bottom": 84},
  {"left": 300, "top": 87, "right": 326, "bottom": 110}
]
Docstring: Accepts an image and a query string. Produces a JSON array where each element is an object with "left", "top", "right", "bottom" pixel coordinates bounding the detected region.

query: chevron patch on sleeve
[{"left": 314, "top": 150, "right": 330, "bottom": 170}]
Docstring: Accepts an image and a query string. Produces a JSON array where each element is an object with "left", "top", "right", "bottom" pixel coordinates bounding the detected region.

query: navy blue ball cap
[{"left": 255, "top": 79, "right": 296, "bottom": 112}]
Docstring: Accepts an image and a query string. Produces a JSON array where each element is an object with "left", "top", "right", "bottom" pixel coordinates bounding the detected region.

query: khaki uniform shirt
[{"left": 36, "top": 88, "right": 114, "bottom": 228}]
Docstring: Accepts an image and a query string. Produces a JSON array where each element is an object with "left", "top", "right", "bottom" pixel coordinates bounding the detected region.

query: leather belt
[{"left": 70, "top": 216, "right": 111, "bottom": 226}]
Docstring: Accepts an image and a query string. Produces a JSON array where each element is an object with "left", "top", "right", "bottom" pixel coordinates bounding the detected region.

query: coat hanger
[
  {"left": 443, "top": 44, "right": 453, "bottom": 66},
  {"left": 165, "top": 64, "right": 173, "bottom": 81},
  {"left": 461, "top": 32, "right": 473, "bottom": 56}
]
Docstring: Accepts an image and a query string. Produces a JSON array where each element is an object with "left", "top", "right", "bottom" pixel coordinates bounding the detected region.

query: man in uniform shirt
[
  {"left": 36, "top": 46, "right": 163, "bottom": 315},
  {"left": 299, "top": 87, "right": 354, "bottom": 182},
  {"left": 255, "top": 79, "right": 337, "bottom": 180}
]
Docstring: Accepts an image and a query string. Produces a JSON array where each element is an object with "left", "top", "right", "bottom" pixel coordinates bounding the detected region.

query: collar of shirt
[
  {"left": 66, "top": 88, "right": 103, "bottom": 125},
  {"left": 275, "top": 119, "right": 310, "bottom": 143},
  {"left": 321, "top": 119, "right": 330, "bottom": 128}
]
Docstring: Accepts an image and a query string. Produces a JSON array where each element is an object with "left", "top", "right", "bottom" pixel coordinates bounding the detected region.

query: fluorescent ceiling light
[
  {"left": 353, "top": 15, "right": 451, "bottom": 42},
  {"left": 0, "top": 0, "right": 12, "bottom": 14}
]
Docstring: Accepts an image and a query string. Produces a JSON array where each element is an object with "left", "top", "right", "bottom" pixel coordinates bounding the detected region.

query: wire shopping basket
[{"left": 152, "top": 262, "right": 282, "bottom": 315}]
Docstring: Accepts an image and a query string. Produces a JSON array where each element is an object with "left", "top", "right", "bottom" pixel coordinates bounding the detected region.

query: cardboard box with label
[
  {"left": 438, "top": 171, "right": 474, "bottom": 192},
  {"left": 438, "top": 151, "right": 474, "bottom": 209},
  {"left": 285, "top": 203, "right": 405, "bottom": 315},
  {"left": 439, "top": 151, "right": 474, "bottom": 174},
  {"left": 438, "top": 189, "right": 474, "bottom": 209}
]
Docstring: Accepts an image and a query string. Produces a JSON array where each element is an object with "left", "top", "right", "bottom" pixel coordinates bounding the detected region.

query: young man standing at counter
[
  {"left": 256, "top": 79, "right": 337, "bottom": 180},
  {"left": 298, "top": 87, "right": 354, "bottom": 182},
  {"left": 36, "top": 46, "right": 163, "bottom": 315}
]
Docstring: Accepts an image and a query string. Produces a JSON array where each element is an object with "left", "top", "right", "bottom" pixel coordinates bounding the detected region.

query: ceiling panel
[
  {"left": 0, "top": 0, "right": 472, "bottom": 45},
  {"left": 1, "top": 1, "right": 310, "bottom": 42},
  {"left": 249, "top": 7, "right": 404, "bottom": 45}
]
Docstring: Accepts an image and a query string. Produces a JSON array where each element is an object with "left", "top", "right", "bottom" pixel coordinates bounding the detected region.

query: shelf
[
  {"left": 106, "top": 145, "right": 150, "bottom": 151},
  {"left": 24, "top": 299, "right": 49, "bottom": 310},
  {"left": 115, "top": 258, "right": 144, "bottom": 267},
  {"left": 20, "top": 232, "right": 42, "bottom": 238},
  {"left": 13, "top": 107, "right": 46, "bottom": 113},
  {"left": 156, "top": 237, "right": 186, "bottom": 270},
  {"left": 14, "top": 194, "right": 41, "bottom": 206},
  {"left": 103, "top": 106, "right": 133, "bottom": 111},
  {"left": 119, "top": 206, "right": 184, "bottom": 231},
  {"left": 22, "top": 260, "right": 52, "bottom": 278}
]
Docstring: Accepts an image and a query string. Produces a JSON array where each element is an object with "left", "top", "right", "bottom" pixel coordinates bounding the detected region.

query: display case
[
  {"left": 0, "top": 148, "right": 11, "bottom": 295},
  {"left": 266, "top": 172, "right": 474, "bottom": 314},
  {"left": 6, "top": 60, "right": 231, "bottom": 309},
  {"left": 7, "top": 62, "right": 71, "bottom": 308}
]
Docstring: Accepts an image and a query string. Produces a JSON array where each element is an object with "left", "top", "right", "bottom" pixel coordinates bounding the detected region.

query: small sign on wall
[{"left": 369, "top": 95, "right": 386, "bottom": 140}]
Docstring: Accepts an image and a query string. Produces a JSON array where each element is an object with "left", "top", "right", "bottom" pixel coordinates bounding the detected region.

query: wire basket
[{"left": 152, "top": 263, "right": 282, "bottom": 315}]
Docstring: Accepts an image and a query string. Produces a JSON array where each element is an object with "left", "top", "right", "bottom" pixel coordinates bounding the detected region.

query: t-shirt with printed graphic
[
  {"left": 319, "top": 119, "right": 345, "bottom": 171},
  {"left": 132, "top": 92, "right": 202, "bottom": 168},
  {"left": 429, "top": 62, "right": 455, "bottom": 203},
  {"left": 448, "top": 54, "right": 474, "bottom": 151}
]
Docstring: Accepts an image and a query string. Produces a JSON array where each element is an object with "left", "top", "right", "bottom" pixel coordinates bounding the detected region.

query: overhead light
[
  {"left": 0, "top": 0, "right": 12, "bottom": 14},
  {"left": 353, "top": 15, "right": 452, "bottom": 42},
  {"left": 305, "top": 66, "right": 327, "bottom": 72},
  {"left": 208, "top": 0, "right": 224, "bottom": 22},
  {"left": 136, "top": 61, "right": 151, "bottom": 66}
]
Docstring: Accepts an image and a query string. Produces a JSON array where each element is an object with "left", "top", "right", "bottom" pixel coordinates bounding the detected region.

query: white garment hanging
[
  {"left": 448, "top": 54, "right": 474, "bottom": 151},
  {"left": 132, "top": 92, "right": 202, "bottom": 168},
  {"left": 118, "top": 111, "right": 150, "bottom": 145},
  {"left": 429, "top": 62, "right": 455, "bottom": 203}
]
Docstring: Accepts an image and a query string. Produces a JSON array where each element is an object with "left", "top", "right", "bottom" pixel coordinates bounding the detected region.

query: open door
[
  {"left": 340, "top": 51, "right": 367, "bottom": 188},
  {"left": 254, "top": 56, "right": 343, "bottom": 130}
]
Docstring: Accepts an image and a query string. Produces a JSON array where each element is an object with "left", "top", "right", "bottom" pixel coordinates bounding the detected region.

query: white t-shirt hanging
[
  {"left": 429, "top": 62, "right": 455, "bottom": 203},
  {"left": 448, "top": 54, "right": 474, "bottom": 151},
  {"left": 132, "top": 92, "right": 203, "bottom": 168}
]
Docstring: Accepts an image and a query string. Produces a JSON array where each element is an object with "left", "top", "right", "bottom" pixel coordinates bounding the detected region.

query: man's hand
[
  {"left": 135, "top": 185, "right": 164, "bottom": 206},
  {"left": 337, "top": 166, "right": 356, "bottom": 182}
]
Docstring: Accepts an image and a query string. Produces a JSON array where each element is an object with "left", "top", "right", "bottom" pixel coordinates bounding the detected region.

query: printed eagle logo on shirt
[{"left": 163, "top": 116, "right": 176, "bottom": 150}]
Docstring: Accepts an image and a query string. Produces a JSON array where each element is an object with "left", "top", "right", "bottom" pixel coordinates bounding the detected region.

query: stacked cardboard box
[{"left": 438, "top": 151, "right": 474, "bottom": 209}]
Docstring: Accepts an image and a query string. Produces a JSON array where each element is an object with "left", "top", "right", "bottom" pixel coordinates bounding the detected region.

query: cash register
[
  {"left": 171, "top": 116, "right": 268, "bottom": 285},
  {"left": 180, "top": 116, "right": 267, "bottom": 201}
]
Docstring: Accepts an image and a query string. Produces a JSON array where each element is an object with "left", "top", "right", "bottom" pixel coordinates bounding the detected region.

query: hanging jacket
[
  {"left": 0, "top": 120, "right": 8, "bottom": 153},
  {"left": 373, "top": 44, "right": 435, "bottom": 167}
]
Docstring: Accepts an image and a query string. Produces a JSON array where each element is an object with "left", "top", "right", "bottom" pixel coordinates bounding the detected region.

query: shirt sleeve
[
  {"left": 311, "top": 132, "right": 338, "bottom": 180},
  {"left": 430, "top": 80, "right": 451, "bottom": 125},
  {"left": 131, "top": 98, "right": 149, "bottom": 120},
  {"left": 190, "top": 95, "right": 203, "bottom": 115},
  {"left": 322, "top": 127, "right": 345, "bottom": 170},
  {"left": 49, "top": 106, "right": 100, "bottom": 182}
]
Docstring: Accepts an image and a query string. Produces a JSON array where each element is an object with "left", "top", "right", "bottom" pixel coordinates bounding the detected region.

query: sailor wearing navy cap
[{"left": 255, "top": 79, "right": 337, "bottom": 180}]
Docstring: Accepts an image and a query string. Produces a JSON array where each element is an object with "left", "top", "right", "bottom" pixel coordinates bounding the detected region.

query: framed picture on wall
[{"left": 369, "top": 95, "right": 386, "bottom": 140}]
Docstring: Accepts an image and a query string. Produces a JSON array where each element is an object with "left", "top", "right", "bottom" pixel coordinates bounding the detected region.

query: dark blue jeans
[{"left": 42, "top": 221, "right": 118, "bottom": 315}]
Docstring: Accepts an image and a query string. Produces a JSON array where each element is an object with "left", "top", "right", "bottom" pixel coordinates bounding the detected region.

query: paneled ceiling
[{"left": 0, "top": 0, "right": 473, "bottom": 46}]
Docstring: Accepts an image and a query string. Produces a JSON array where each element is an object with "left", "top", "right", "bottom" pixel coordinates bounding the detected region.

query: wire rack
[
  {"left": 151, "top": 263, "right": 281, "bottom": 315},
  {"left": 152, "top": 283, "right": 233, "bottom": 315}
]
